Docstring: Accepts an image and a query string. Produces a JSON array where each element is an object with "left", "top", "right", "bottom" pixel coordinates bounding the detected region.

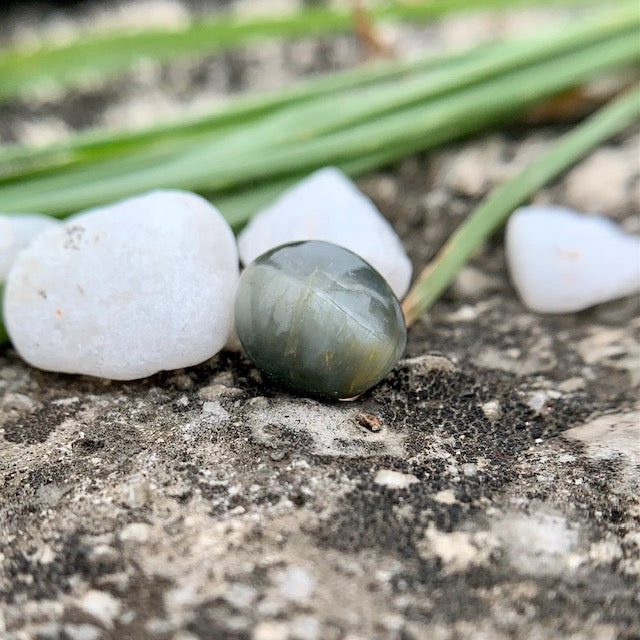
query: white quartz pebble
[
  {"left": 0, "top": 213, "right": 60, "bottom": 281},
  {"left": 506, "top": 205, "right": 640, "bottom": 313},
  {"left": 3, "top": 190, "right": 239, "bottom": 379},
  {"left": 237, "top": 167, "right": 412, "bottom": 299}
]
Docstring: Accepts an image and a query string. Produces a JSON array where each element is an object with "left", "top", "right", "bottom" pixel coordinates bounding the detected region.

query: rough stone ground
[{"left": 1, "top": 2, "right": 639, "bottom": 639}]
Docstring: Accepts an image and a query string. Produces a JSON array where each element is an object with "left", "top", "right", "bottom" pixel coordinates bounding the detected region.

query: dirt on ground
[{"left": 1, "top": 2, "right": 639, "bottom": 639}]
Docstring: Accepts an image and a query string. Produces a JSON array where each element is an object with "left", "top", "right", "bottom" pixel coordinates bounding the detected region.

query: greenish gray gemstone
[{"left": 235, "top": 240, "right": 407, "bottom": 400}]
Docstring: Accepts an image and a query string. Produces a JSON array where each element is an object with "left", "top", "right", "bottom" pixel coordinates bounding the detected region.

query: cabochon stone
[
  {"left": 237, "top": 167, "right": 412, "bottom": 299},
  {"left": 3, "top": 190, "right": 238, "bottom": 379},
  {"left": 235, "top": 240, "right": 406, "bottom": 400},
  {"left": 506, "top": 205, "right": 640, "bottom": 313}
]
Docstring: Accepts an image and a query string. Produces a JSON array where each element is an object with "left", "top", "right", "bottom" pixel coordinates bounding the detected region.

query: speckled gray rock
[
  {"left": 235, "top": 240, "right": 406, "bottom": 399},
  {"left": 3, "top": 190, "right": 239, "bottom": 379}
]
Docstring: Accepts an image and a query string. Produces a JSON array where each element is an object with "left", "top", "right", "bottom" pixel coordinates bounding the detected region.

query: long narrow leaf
[
  {"left": 0, "top": 42, "right": 498, "bottom": 181},
  {"left": 1, "top": 1, "right": 634, "bottom": 184},
  {"left": 0, "top": 0, "right": 599, "bottom": 102},
  {"left": 216, "top": 139, "right": 422, "bottom": 229},
  {"left": 1, "top": 23, "right": 636, "bottom": 215},
  {"left": 212, "top": 31, "right": 637, "bottom": 186}
]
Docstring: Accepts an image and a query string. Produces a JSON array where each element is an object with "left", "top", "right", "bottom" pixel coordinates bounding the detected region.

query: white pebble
[
  {"left": 3, "top": 190, "right": 238, "bottom": 379},
  {"left": 237, "top": 167, "right": 412, "bottom": 299},
  {"left": 79, "top": 590, "right": 121, "bottom": 628},
  {"left": 273, "top": 566, "right": 316, "bottom": 604},
  {"left": 481, "top": 400, "right": 501, "bottom": 421},
  {"left": 564, "top": 148, "right": 633, "bottom": 215},
  {"left": 63, "top": 624, "right": 101, "bottom": 640},
  {"left": 290, "top": 616, "right": 321, "bottom": 640},
  {"left": 0, "top": 213, "right": 60, "bottom": 280},
  {"left": 201, "top": 400, "right": 230, "bottom": 421},
  {"left": 253, "top": 621, "right": 289, "bottom": 640},
  {"left": 506, "top": 205, "right": 640, "bottom": 313},
  {"left": 119, "top": 522, "right": 152, "bottom": 544},
  {"left": 374, "top": 469, "right": 419, "bottom": 489}
]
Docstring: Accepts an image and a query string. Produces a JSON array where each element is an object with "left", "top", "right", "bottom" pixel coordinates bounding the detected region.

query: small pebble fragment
[
  {"left": 63, "top": 624, "right": 101, "bottom": 640},
  {"left": 374, "top": 469, "right": 419, "bottom": 489},
  {"left": 506, "top": 205, "right": 640, "bottom": 313},
  {"left": 0, "top": 212, "right": 60, "bottom": 280},
  {"left": 357, "top": 412, "right": 383, "bottom": 432},
  {"left": 481, "top": 399, "right": 501, "bottom": 421},
  {"left": 201, "top": 400, "right": 230, "bottom": 421},
  {"left": 290, "top": 616, "right": 321, "bottom": 640},
  {"left": 235, "top": 240, "right": 406, "bottom": 400},
  {"left": 273, "top": 566, "right": 316, "bottom": 604},
  {"left": 79, "top": 590, "right": 121, "bottom": 628},
  {"left": 119, "top": 522, "right": 152, "bottom": 544},
  {"left": 4, "top": 190, "right": 238, "bottom": 379},
  {"left": 237, "top": 167, "right": 412, "bottom": 299}
]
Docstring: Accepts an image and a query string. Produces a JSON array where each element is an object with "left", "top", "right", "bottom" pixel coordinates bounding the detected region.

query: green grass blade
[
  {"left": 174, "top": 6, "right": 640, "bottom": 164},
  {"left": 0, "top": 11, "right": 636, "bottom": 215},
  {"left": 216, "top": 30, "right": 637, "bottom": 183},
  {"left": 1, "top": 1, "right": 634, "bottom": 184},
  {"left": 0, "top": 0, "right": 600, "bottom": 102},
  {"left": 15, "top": 24, "right": 639, "bottom": 215},
  {"left": 401, "top": 83, "right": 640, "bottom": 325},
  {"left": 216, "top": 140, "right": 421, "bottom": 230},
  {"left": 0, "top": 43, "right": 492, "bottom": 181}
]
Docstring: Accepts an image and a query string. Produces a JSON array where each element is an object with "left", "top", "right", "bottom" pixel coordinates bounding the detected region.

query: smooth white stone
[
  {"left": 4, "top": 190, "right": 238, "bottom": 379},
  {"left": 0, "top": 213, "right": 60, "bottom": 280},
  {"left": 237, "top": 167, "right": 412, "bottom": 299},
  {"left": 506, "top": 205, "right": 640, "bottom": 313},
  {"left": 374, "top": 469, "right": 419, "bottom": 489}
]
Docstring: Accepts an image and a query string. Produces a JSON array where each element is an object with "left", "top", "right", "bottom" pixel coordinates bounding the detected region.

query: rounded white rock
[
  {"left": 506, "top": 205, "right": 640, "bottom": 313},
  {"left": 0, "top": 213, "right": 61, "bottom": 281},
  {"left": 237, "top": 167, "right": 412, "bottom": 299},
  {"left": 3, "top": 190, "right": 239, "bottom": 379}
]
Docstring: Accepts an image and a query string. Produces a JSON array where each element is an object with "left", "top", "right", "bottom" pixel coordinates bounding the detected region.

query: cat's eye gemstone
[{"left": 235, "top": 240, "right": 407, "bottom": 400}]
